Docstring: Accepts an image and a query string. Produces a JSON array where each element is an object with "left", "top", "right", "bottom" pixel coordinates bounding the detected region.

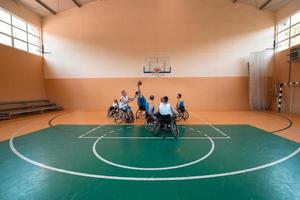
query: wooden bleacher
[{"left": 0, "top": 100, "right": 63, "bottom": 120}]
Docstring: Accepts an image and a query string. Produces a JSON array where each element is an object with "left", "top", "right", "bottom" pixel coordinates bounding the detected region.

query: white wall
[{"left": 43, "top": 0, "right": 275, "bottom": 78}]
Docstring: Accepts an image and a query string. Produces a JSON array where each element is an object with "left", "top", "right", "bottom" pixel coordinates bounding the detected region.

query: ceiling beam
[
  {"left": 259, "top": 0, "right": 273, "bottom": 10},
  {"left": 72, "top": 0, "right": 82, "bottom": 8},
  {"left": 34, "top": 0, "right": 56, "bottom": 15},
  {"left": 232, "top": 0, "right": 238, "bottom": 3}
]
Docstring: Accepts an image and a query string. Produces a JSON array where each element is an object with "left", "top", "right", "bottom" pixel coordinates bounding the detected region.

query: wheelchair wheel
[
  {"left": 114, "top": 111, "right": 124, "bottom": 124},
  {"left": 127, "top": 111, "right": 135, "bottom": 123},
  {"left": 154, "top": 122, "right": 160, "bottom": 135},
  {"left": 107, "top": 108, "right": 114, "bottom": 118},
  {"left": 175, "top": 113, "right": 182, "bottom": 122},
  {"left": 170, "top": 121, "right": 179, "bottom": 139},
  {"left": 145, "top": 117, "right": 159, "bottom": 133},
  {"left": 182, "top": 110, "right": 189, "bottom": 120},
  {"left": 135, "top": 109, "right": 145, "bottom": 119}
]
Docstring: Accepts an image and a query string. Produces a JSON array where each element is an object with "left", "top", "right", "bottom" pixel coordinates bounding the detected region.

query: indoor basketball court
[{"left": 1, "top": 0, "right": 300, "bottom": 200}]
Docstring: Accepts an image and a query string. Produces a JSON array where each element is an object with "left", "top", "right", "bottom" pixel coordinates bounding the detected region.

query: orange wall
[
  {"left": 42, "top": 0, "right": 276, "bottom": 110},
  {"left": 42, "top": 0, "right": 275, "bottom": 78},
  {"left": 274, "top": 47, "right": 300, "bottom": 83},
  {"left": 0, "top": 2, "right": 45, "bottom": 103},
  {"left": 45, "top": 77, "right": 249, "bottom": 110},
  {"left": 0, "top": 44, "right": 46, "bottom": 102}
]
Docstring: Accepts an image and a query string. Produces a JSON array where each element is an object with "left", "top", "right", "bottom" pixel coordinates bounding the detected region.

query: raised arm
[
  {"left": 137, "top": 84, "right": 141, "bottom": 94},
  {"left": 121, "top": 93, "right": 137, "bottom": 103},
  {"left": 127, "top": 96, "right": 136, "bottom": 102}
]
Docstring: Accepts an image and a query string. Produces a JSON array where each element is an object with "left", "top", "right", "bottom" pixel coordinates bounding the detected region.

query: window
[
  {"left": 291, "top": 12, "right": 300, "bottom": 25},
  {"left": 291, "top": 35, "right": 300, "bottom": 47},
  {"left": 277, "top": 29, "right": 289, "bottom": 42},
  {"left": 0, "top": 8, "right": 41, "bottom": 56},
  {"left": 276, "top": 10, "right": 300, "bottom": 52}
]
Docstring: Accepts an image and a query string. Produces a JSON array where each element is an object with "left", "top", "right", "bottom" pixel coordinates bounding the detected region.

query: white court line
[
  {"left": 9, "top": 116, "right": 300, "bottom": 181},
  {"left": 78, "top": 124, "right": 106, "bottom": 138},
  {"left": 191, "top": 113, "right": 230, "bottom": 138},
  {"left": 93, "top": 134, "right": 215, "bottom": 171},
  {"left": 80, "top": 136, "right": 229, "bottom": 140},
  {"left": 9, "top": 130, "right": 300, "bottom": 181}
]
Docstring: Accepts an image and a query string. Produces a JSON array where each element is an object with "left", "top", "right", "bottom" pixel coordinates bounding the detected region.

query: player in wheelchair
[
  {"left": 114, "top": 90, "right": 136, "bottom": 124},
  {"left": 145, "top": 96, "right": 179, "bottom": 139},
  {"left": 135, "top": 91, "right": 147, "bottom": 119},
  {"left": 175, "top": 93, "right": 189, "bottom": 122},
  {"left": 107, "top": 99, "right": 119, "bottom": 118},
  {"left": 135, "top": 80, "right": 151, "bottom": 119}
]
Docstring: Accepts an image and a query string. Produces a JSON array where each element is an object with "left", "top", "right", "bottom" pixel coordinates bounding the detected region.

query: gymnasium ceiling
[{"left": 11, "top": 0, "right": 293, "bottom": 17}]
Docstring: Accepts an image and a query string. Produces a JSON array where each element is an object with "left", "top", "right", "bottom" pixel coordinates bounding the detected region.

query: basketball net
[{"left": 152, "top": 67, "right": 161, "bottom": 76}]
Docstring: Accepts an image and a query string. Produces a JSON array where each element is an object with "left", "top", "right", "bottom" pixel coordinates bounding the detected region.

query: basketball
[{"left": 138, "top": 80, "right": 142, "bottom": 86}]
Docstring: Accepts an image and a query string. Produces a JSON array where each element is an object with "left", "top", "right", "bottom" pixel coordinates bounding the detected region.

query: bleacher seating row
[{"left": 0, "top": 100, "right": 63, "bottom": 120}]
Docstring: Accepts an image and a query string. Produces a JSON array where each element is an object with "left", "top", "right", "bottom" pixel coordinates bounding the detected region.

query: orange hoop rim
[{"left": 152, "top": 67, "right": 161, "bottom": 73}]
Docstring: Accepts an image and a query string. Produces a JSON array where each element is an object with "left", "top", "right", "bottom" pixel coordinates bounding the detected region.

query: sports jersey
[
  {"left": 159, "top": 103, "right": 173, "bottom": 116},
  {"left": 119, "top": 96, "right": 129, "bottom": 109}
]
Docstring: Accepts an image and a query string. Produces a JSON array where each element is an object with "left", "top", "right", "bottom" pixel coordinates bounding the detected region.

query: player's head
[
  {"left": 149, "top": 95, "right": 154, "bottom": 101},
  {"left": 113, "top": 99, "right": 118, "bottom": 103},
  {"left": 163, "top": 96, "right": 169, "bottom": 103},
  {"left": 121, "top": 90, "right": 127, "bottom": 96},
  {"left": 177, "top": 93, "right": 182, "bottom": 99}
]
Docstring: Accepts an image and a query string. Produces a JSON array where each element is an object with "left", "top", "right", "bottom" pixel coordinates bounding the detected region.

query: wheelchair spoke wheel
[
  {"left": 135, "top": 109, "right": 144, "bottom": 119},
  {"left": 154, "top": 123, "right": 160, "bottom": 135},
  {"left": 135, "top": 109, "right": 140, "bottom": 119},
  {"left": 145, "top": 118, "right": 155, "bottom": 131},
  {"left": 145, "top": 117, "right": 160, "bottom": 134},
  {"left": 170, "top": 122, "right": 179, "bottom": 139},
  {"left": 182, "top": 110, "right": 189, "bottom": 120},
  {"left": 114, "top": 112, "right": 123, "bottom": 124},
  {"left": 175, "top": 114, "right": 182, "bottom": 122},
  {"left": 107, "top": 108, "right": 114, "bottom": 118},
  {"left": 127, "top": 111, "right": 135, "bottom": 123}
]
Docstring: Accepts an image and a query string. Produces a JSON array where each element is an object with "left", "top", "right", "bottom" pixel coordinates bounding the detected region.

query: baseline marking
[
  {"left": 80, "top": 136, "right": 229, "bottom": 140},
  {"left": 92, "top": 134, "right": 215, "bottom": 171}
]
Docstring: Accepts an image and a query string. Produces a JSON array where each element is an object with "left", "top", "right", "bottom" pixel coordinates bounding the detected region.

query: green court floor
[{"left": 1, "top": 124, "right": 300, "bottom": 200}]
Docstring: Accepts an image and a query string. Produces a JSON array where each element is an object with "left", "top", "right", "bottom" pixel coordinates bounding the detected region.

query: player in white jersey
[
  {"left": 157, "top": 96, "right": 178, "bottom": 119},
  {"left": 119, "top": 90, "right": 136, "bottom": 112}
]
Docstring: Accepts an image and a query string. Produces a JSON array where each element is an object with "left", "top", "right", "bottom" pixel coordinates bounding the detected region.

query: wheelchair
[
  {"left": 135, "top": 106, "right": 146, "bottom": 119},
  {"left": 107, "top": 107, "right": 118, "bottom": 118},
  {"left": 145, "top": 114, "right": 179, "bottom": 139},
  {"left": 114, "top": 107, "right": 135, "bottom": 124},
  {"left": 175, "top": 107, "right": 189, "bottom": 122}
]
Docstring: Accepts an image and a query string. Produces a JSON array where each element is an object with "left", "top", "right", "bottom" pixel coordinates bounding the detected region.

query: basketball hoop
[{"left": 152, "top": 67, "right": 161, "bottom": 76}]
